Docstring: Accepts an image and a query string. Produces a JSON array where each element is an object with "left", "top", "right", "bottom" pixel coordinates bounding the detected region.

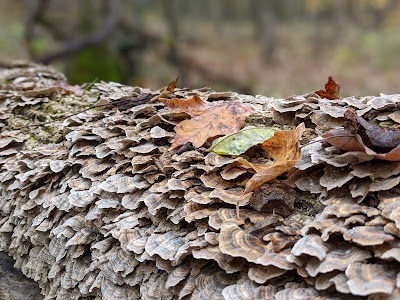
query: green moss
[
  {"left": 54, "top": 132, "right": 67, "bottom": 144},
  {"left": 3, "top": 92, "right": 96, "bottom": 148},
  {"left": 37, "top": 114, "right": 47, "bottom": 122},
  {"left": 42, "top": 126, "right": 55, "bottom": 135},
  {"left": 28, "top": 132, "right": 38, "bottom": 140},
  {"left": 294, "top": 191, "right": 325, "bottom": 217},
  {"left": 39, "top": 103, "right": 55, "bottom": 114}
]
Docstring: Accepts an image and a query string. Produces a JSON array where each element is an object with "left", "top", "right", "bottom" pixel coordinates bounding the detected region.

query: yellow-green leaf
[{"left": 210, "top": 126, "right": 279, "bottom": 156}]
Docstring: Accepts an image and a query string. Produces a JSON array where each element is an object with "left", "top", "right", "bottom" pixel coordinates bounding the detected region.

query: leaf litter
[
  {"left": 161, "top": 93, "right": 305, "bottom": 210},
  {"left": 323, "top": 108, "right": 400, "bottom": 161},
  {"left": 237, "top": 123, "right": 305, "bottom": 194},
  {"left": 167, "top": 100, "right": 255, "bottom": 149}
]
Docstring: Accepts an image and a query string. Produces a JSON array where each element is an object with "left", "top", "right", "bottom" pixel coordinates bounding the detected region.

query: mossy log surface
[{"left": 0, "top": 61, "right": 399, "bottom": 299}]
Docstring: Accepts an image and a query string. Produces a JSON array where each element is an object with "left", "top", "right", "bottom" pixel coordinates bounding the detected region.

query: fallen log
[{"left": 0, "top": 62, "right": 399, "bottom": 299}]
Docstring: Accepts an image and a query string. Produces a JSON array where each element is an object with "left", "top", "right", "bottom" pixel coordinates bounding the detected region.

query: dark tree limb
[
  {"left": 117, "top": 21, "right": 252, "bottom": 93},
  {"left": 118, "top": 19, "right": 161, "bottom": 44},
  {"left": 33, "top": 0, "right": 121, "bottom": 64},
  {"left": 24, "top": 0, "right": 51, "bottom": 58},
  {"left": 24, "top": 1, "right": 251, "bottom": 93},
  {"left": 177, "top": 54, "right": 252, "bottom": 94}
]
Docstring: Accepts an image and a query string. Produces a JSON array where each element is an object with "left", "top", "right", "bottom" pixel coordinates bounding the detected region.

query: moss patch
[{"left": 3, "top": 92, "right": 96, "bottom": 149}]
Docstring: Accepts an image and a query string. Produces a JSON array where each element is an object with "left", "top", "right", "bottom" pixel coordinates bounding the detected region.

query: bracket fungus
[
  {"left": 0, "top": 64, "right": 400, "bottom": 299},
  {"left": 249, "top": 182, "right": 296, "bottom": 217}
]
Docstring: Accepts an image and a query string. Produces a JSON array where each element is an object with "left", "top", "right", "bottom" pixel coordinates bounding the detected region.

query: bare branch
[
  {"left": 24, "top": 0, "right": 51, "bottom": 58},
  {"left": 118, "top": 19, "right": 161, "bottom": 43},
  {"left": 35, "top": 0, "right": 121, "bottom": 64}
]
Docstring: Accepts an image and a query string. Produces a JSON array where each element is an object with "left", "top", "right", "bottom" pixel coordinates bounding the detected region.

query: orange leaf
[
  {"left": 170, "top": 102, "right": 255, "bottom": 149},
  {"left": 160, "top": 95, "right": 209, "bottom": 116},
  {"left": 238, "top": 123, "right": 305, "bottom": 194},
  {"left": 166, "top": 77, "right": 179, "bottom": 92},
  {"left": 314, "top": 76, "right": 340, "bottom": 100}
]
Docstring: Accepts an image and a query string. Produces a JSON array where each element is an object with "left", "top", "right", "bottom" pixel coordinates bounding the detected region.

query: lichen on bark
[{"left": 0, "top": 60, "right": 96, "bottom": 149}]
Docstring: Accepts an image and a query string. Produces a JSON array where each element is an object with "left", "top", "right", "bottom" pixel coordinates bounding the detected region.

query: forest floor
[{"left": 0, "top": 251, "right": 42, "bottom": 300}]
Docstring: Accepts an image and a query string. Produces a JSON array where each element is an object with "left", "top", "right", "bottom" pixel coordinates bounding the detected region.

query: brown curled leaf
[
  {"left": 314, "top": 76, "right": 340, "bottom": 100},
  {"left": 323, "top": 108, "right": 400, "bottom": 160},
  {"left": 323, "top": 129, "right": 400, "bottom": 161},
  {"left": 166, "top": 77, "right": 179, "bottom": 92},
  {"left": 160, "top": 95, "right": 209, "bottom": 116},
  {"left": 351, "top": 115, "right": 400, "bottom": 153},
  {"left": 238, "top": 123, "right": 305, "bottom": 194},
  {"left": 344, "top": 108, "right": 400, "bottom": 152}
]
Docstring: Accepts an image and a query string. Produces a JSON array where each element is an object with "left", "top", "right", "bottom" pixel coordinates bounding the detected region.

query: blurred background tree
[{"left": 1, "top": 0, "right": 400, "bottom": 97}]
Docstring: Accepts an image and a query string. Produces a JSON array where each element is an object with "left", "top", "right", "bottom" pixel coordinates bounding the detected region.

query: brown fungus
[
  {"left": 249, "top": 182, "right": 296, "bottom": 217},
  {"left": 346, "top": 262, "right": 397, "bottom": 296}
]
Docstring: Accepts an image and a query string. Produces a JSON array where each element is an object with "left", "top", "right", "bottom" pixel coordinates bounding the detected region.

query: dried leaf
[
  {"left": 210, "top": 127, "right": 279, "bottom": 156},
  {"left": 160, "top": 95, "right": 209, "bottom": 116},
  {"left": 149, "top": 77, "right": 180, "bottom": 103},
  {"left": 167, "top": 77, "right": 179, "bottom": 92},
  {"left": 238, "top": 123, "right": 305, "bottom": 194},
  {"left": 54, "top": 82, "right": 85, "bottom": 96},
  {"left": 314, "top": 76, "right": 340, "bottom": 100},
  {"left": 350, "top": 112, "right": 400, "bottom": 152},
  {"left": 323, "top": 129, "right": 400, "bottom": 161},
  {"left": 323, "top": 109, "right": 400, "bottom": 161},
  {"left": 323, "top": 129, "right": 366, "bottom": 152},
  {"left": 170, "top": 102, "right": 255, "bottom": 149}
]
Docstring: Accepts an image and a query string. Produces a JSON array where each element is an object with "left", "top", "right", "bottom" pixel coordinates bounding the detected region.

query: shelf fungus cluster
[{"left": 0, "top": 63, "right": 399, "bottom": 300}]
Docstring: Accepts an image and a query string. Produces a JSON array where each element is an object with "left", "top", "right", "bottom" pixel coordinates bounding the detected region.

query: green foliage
[
  {"left": 333, "top": 45, "right": 358, "bottom": 67},
  {"left": 67, "top": 45, "right": 123, "bottom": 84},
  {"left": 31, "top": 38, "right": 47, "bottom": 56},
  {"left": 362, "top": 31, "right": 381, "bottom": 50}
]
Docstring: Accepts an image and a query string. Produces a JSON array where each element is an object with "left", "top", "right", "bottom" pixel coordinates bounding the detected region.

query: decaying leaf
[
  {"left": 210, "top": 127, "right": 279, "bottom": 156},
  {"left": 323, "top": 109, "right": 400, "bottom": 161},
  {"left": 54, "top": 82, "right": 85, "bottom": 96},
  {"left": 314, "top": 76, "right": 340, "bottom": 100},
  {"left": 238, "top": 123, "right": 305, "bottom": 193},
  {"left": 148, "top": 77, "right": 180, "bottom": 103},
  {"left": 166, "top": 77, "right": 179, "bottom": 93},
  {"left": 170, "top": 102, "right": 255, "bottom": 149},
  {"left": 323, "top": 129, "right": 400, "bottom": 161},
  {"left": 344, "top": 108, "right": 400, "bottom": 152},
  {"left": 160, "top": 95, "right": 209, "bottom": 116}
]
